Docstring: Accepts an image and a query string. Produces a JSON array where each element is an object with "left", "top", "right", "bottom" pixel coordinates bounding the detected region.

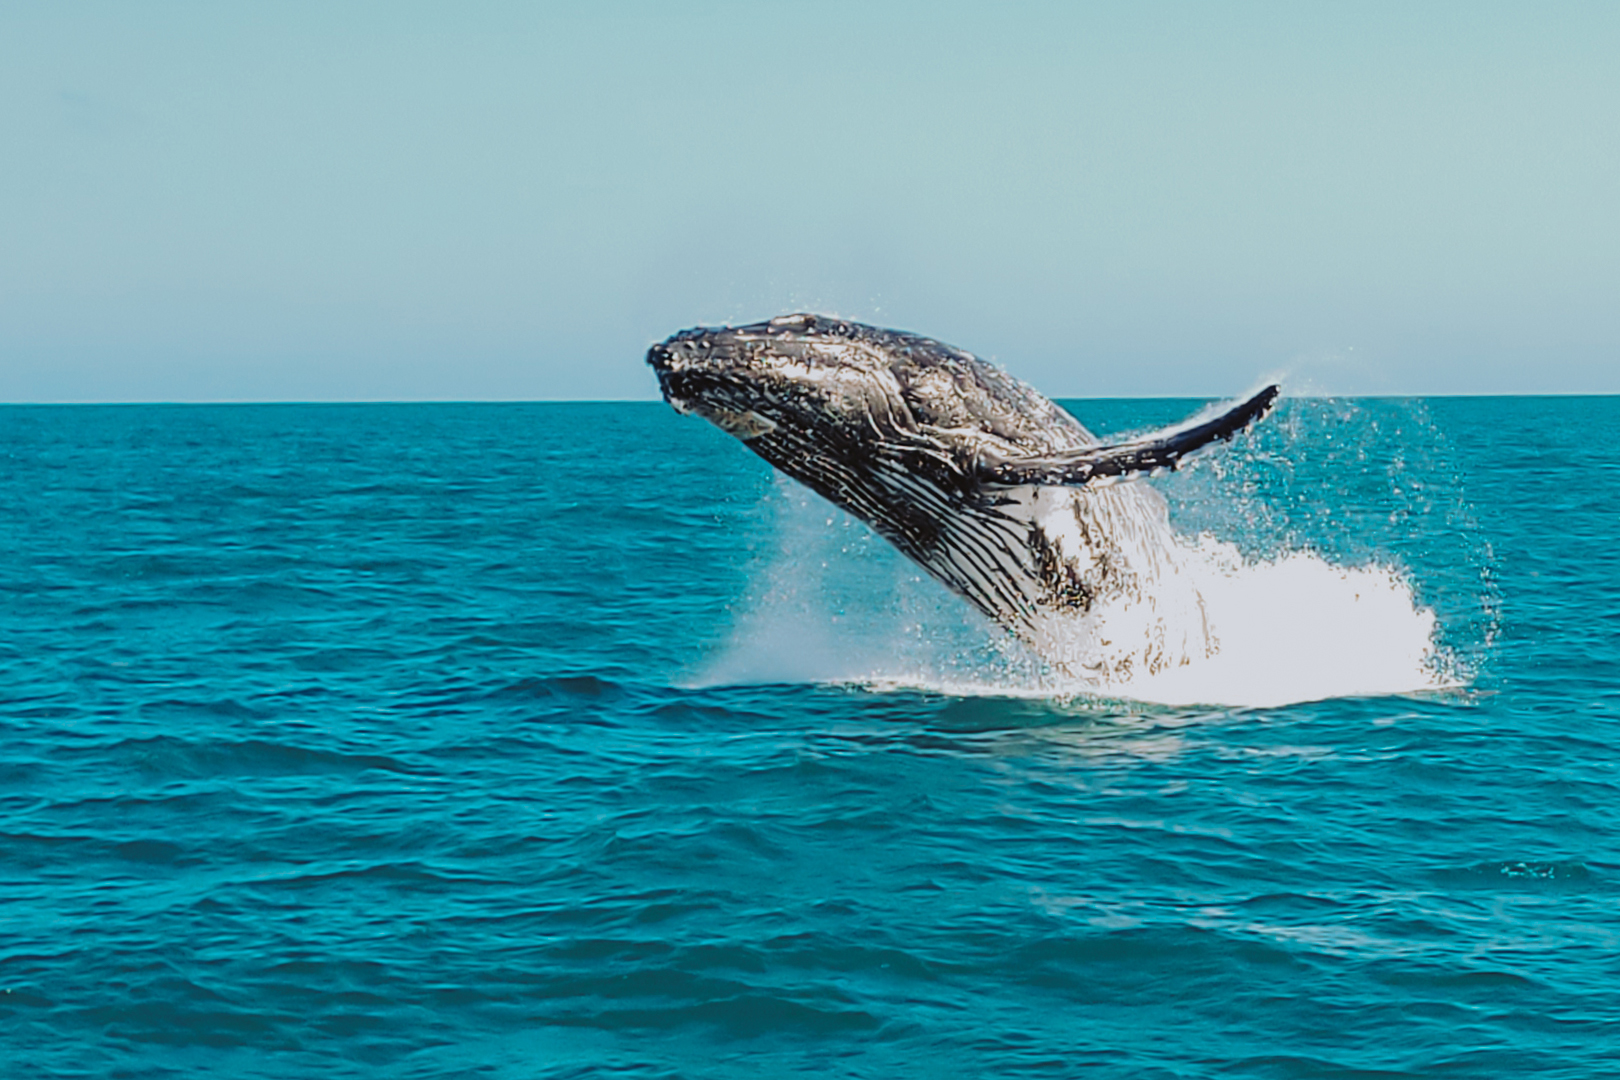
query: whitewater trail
[
  {"left": 696, "top": 401, "right": 1469, "bottom": 708},
  {"left": 699, "top": 488, "right": 1449, "bottom": 707},
  {"left": 1048, "top": 536, "right": 1449, "bottom": 707}
]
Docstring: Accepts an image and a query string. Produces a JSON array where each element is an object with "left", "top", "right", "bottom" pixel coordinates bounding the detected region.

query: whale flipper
[{"left": 983, "top": 385, "right": 1280, "bottom": 488}]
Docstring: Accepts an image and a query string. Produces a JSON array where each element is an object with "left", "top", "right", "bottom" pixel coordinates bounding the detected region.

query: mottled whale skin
[{"left": 648, "top": 314, "right": 1278, "bottom": 674}]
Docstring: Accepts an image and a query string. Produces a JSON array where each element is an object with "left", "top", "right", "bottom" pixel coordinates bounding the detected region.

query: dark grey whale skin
[{"left": 648, "top": 313, "right": 1278, "bottom": 641}]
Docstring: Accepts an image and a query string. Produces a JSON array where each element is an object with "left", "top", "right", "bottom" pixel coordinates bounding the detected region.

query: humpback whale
[{"left": 648, "top": 314, "right": 1279, "bottom": 677}]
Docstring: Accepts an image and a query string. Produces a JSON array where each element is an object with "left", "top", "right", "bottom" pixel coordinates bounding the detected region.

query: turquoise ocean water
[{"left": 1, "top": 397, "right": 1616, "bottom": 1077}]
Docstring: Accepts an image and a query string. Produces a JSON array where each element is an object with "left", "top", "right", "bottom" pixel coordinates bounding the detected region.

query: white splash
[
  {"left": 695, "top": 401, "right": 1479, "bottom": 709},
  {"left": 1044, "top": 536, "right": 1451, "bottom": 707}
]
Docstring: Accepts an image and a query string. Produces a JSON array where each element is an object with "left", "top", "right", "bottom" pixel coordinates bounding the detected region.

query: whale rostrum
[{"left": 648, "top": 313, "right": 1280, "bottom": 675}]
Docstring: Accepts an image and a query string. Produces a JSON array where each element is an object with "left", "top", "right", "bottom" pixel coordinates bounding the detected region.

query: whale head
[
  {"left": 649, "top": 313, "right": 915, "bottom": 445},
  {"left": 645, "top": 313, "right": 1090, "bottom": 474}
]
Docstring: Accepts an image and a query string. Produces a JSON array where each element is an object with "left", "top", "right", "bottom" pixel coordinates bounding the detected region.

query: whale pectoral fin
[{"left": 983, "top": 385, "right": 1280, "bottom": 488}]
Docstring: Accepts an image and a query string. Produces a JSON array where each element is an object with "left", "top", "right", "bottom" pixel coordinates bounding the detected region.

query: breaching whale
[{"left": 648, "top": 314, "right": 1279, "bottom": 677}]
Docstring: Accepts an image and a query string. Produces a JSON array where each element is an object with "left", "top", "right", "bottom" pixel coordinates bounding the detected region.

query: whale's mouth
[
  {"left": 649, "top": 363, "right": 721, "bottom": 411},
  {"left": 693, "top": 405, "right": 778, "bottom": 439},
  {"left": 649, "top": 358, "right": 779, "bottom": 441}
]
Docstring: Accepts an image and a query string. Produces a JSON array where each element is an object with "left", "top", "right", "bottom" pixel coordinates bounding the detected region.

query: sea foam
[{"left": 697, "top": 399, "right": 1477, "bottom": 708}]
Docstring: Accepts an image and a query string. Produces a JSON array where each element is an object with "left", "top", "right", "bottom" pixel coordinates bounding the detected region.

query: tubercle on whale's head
[{"left": 646, "top": 314, "right": 911, "bottom": 443}]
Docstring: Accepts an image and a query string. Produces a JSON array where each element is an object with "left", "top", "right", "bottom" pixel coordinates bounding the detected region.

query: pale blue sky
[{"left": 2, "top": 1, "right": 1616, "bottom": 401}]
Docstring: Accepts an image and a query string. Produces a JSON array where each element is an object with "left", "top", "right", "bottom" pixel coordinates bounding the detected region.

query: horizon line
[{"left": 2, "top": 390, "right": 1617, "bottom": 407}]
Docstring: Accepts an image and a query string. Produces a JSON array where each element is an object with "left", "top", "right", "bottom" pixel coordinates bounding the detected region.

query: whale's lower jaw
[{"left": 685, "top": 402, "right": 777, "bottom": 439}]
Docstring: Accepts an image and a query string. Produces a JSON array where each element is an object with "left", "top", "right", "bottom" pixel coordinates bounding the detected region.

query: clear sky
[{"left": 2, "top": 1, "right": 1616, "bottom": 402}]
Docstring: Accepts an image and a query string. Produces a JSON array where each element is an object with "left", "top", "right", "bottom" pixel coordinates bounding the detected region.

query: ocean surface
[{"left": 1, "top": 396, "right": 1616, "bottom": 1078}]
